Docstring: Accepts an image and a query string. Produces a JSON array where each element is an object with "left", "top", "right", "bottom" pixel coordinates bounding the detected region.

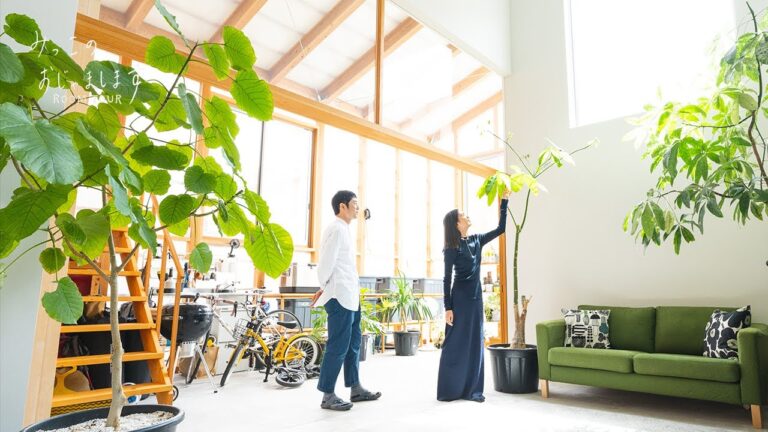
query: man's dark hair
[
  {"left": 332, "top": 190, "right": 357, "bottom": 215},
  {"left": 443, "top": 209, "right": 460, "bottom": 250}
]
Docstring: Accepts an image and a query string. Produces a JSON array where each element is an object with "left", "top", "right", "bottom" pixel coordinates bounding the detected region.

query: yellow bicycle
[{"left": 219, "top": 297, "right": 321, "bottom": 388}]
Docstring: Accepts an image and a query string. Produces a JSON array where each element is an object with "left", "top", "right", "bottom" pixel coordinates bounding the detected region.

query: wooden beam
[
  {"left": 322, "top": 17, "right": 421, "bottom": 101},
  {"left": 450, "top": 91, "right": 503, "bottom": 133},
  {"left": 210, "top": 0, "right": 268, "bottom": 43},
  {"left": 270, "top": 0, "right": 365, "bottom": 82},
  {"left": 75, "top": 13, "right": 495, "bottom": 178},
  {"left": 374, "top": 0, "right": 385, "bottom": 124},
  {"left": 125, "top": 0, "right": 154, "bottom": 30},
  {"left": 309, "top": 126, "right": 323, "bottom": 263},
  {"left": 452, "top": 66, "right": 491, "bottom": 96},
  {"left": 356, "top": 136, "right": 368, "bottom": 273}
]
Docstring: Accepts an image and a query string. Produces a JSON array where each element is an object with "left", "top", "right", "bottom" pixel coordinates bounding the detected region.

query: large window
[{"left": 566, "top": 0, "right": 736, "bottom": 127}]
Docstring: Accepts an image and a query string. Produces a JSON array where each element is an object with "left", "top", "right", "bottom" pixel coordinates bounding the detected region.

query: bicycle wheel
[
  {"left": 282, "top": 335, "right": 321, "bottom": 369},
  {"left": 275, "top": 367, "right": 305, "bottom": 388},
  {"left": 220, "top": 342, "right": 245, "bottom": 387},
  {"left": 256, "top": 310, "right": 303, "bottom": 343}
]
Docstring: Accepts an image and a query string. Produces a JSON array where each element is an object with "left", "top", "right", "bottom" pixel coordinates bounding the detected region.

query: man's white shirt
[{"left": 315, "top": 217, "right": 359, "bottom": 311}]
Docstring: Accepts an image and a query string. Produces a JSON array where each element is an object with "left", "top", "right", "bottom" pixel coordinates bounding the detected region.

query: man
[{"left": 311, "top": 190, "right": 381, "bottom": 411}]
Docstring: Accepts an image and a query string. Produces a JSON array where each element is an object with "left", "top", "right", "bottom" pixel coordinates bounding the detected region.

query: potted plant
[
  {"left": 359, "top": 288, "right": 384, "bottom": 361},
  {"left": 0, "top": 2, "right": 293, "bottom": 430},
  {"left": 310, "top": 305, "right": 328, "bottom": 358},
  {"left": 381, "top": 272, "right": 433, "bottom": 356},
  {"left": 623, "top": 4, "right": 767, "bottom": 253},
  {"left": 478, "top": 135, "right": 595, "bottom": 393}
]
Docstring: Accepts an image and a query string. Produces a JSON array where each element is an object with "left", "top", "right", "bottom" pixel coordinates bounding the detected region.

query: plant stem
[{"left": 0, "top": 238, "right": 55, "bottom": 280}]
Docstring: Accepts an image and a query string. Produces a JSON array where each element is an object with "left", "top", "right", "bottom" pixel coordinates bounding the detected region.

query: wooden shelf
[
  {"left": 51, "top": 383, "right": 172, "bottom": 408},
  {"left": 81, "top": 295, "right": 147, "bottom": 302},
  {"left": 59, "top": 323, "right": 153, "bottom": 334},
  {"left": 56, "top": 352, "right": 163, "bottom": 367},
  {"left": 68, "top": 269, "right": 141, "bottom": 277}
]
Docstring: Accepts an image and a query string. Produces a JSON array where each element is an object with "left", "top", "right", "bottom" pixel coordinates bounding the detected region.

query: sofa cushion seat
[
  {"left": 549, "top": 347, "right": 642, "bottom": 373},
  {"left": 633, "top": 353, "right": 740, "bottom": 383}
]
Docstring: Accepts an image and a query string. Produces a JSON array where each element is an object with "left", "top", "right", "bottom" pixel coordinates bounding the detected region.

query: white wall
[
  {"left": 503, "top": 0, "right": 768, "bottom": 343},
  {"left": 391, "top": 0, "right": 512, "bottom": 76},
  {"left": 0, "top": 1, "right": 78, "bottom": 430}
]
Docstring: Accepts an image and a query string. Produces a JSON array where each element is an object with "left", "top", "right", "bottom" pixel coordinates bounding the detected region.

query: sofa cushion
[
  {"left": 633, "top": 353, "right": 740, "bottom": 383},
  {"left": 549, "top": 347, "right": 642, "bottom": 373},
  {"left": 579, "top": 305, "right": 656, "bottom": 352},
  {"left": 703, "top": 306, "right": 751, "bottom": 359},
  {"left": 562, "top": 309, "right": 611, "bottom": 348},
  {"left": 655, "top": 306, "right": 735, "bottom": 355}
]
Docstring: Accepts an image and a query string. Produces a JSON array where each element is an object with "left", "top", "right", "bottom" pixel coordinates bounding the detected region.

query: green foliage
[
  {"left": 624, "top": 7, "right": 768, "bottom": 254},
  {"left": 381, "top": 272, "right": 432, "bottom": 329},
  {"left": 0, "top": 8, "right": 292, "bottom": 330},
  {"left": 359, "top": 288, "right": 384, "bottom": 335}
]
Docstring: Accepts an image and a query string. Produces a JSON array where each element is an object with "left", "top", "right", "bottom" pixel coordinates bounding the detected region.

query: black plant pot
[
  {"left": 360, "top": 334, "right": 370, "bottom": 362},
  {"left": 487, "top": 344, "right": 538, "bottom": 394},
  {"left": 21, "top": 404, "right": 184, "bottom": 432},
  {"left": 393, "top": 330, "right": 420, "bottom": 356}
]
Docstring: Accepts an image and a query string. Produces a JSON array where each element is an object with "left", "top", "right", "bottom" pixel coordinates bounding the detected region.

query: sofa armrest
[
  {"left": 739, "top": 323, "right": 768, "bottom": 405},
  {"left": 536, "top": 319, "right": 565, "bottom": 380}
]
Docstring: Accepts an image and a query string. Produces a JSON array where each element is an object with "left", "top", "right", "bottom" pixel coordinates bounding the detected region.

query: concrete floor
[{"left": 168, "top": 347, "right": 761, "bottom": 432}]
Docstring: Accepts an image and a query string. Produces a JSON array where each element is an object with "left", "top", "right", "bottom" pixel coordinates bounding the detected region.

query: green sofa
[{"left": 536, "top": 305, "right": 768, "bottom": 429}]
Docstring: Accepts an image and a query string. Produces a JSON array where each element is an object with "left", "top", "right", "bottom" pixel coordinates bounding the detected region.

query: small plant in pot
[
  {"left": 359, "top": 288, "right": 384, "bottom": 361},
  {"left": 478, "top": 134, "right": 595, "bottom": 393},
  {"left": 0, "top": 2, "right": 292, "bottom": 430},
  {"left": 310, "top": 305, "right": 328, "bottom": 358},
  {"left": 381, "top": 272, "right": 432, "bottom": 356}
]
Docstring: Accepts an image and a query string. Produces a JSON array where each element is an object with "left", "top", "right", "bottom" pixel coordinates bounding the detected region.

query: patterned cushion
[
  {"left": 703, "top": 305, "right": 751, "bottom": 359},
  {"left": 562, "top": 309, "right": 611, "bottom": 348}
]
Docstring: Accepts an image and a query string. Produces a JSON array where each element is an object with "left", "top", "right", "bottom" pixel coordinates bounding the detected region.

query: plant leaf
[
  {"left": 143, "top": 169, "right": 172, "bottom": 195},
  {"left": 3, "top": 14, "right": 42, "bottom": 46},
  {"left": 0, "top": 43, "right": 24, "bottom": 83},
  {"left": 158, "top": 194, "right": 195, "bottom": 226},
  {"left": 243, "top": 190, "right": 271, "bottom": 224},
  {"left": 189, "top": 242, "right": 213, "bottom": 273},
  {"left": 153, "top": 0, "right": 188, "bottom": 46},
  {"left": 39, "top": 247, "right": 67, "bottom": 273},
  {"left": 231, "top": 69, "right": 273, "bottom": 121},
  {"left": 131, "top": 145, "right": 191, "bottom": 170},
  {"left": 146, "top": 35, "right": 187, "bottom": 73},
  {"left": 0, "top": 185, "right": 69, "bottom": 241},
  {"left": 0, "top": 103, "right": 83, "bottom": 184},
  {"left": 184, "top": 165, "right": 216, "bottom": 194},
  {"left": 244, "top": 223, "right": 293, "bottom": 278},
  {"left": 203, "top": 43, "right": 230, "bottom": 80},
  {"left": 178, "top": 83, "right": 203, "bottom": 134},
  {"left": 41, "top": 277, "right": 83, "bottom": 324},
  {"left": 74, "top": 210, "right": 111, "bottom": 259},
  {"left": 222, "top": 26, "right": 256, "bottom": 70}
]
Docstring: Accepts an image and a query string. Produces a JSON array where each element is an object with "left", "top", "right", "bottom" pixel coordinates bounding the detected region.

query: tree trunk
[
  {"left": 105, "top": 247, "right": 126, "bottom": 428},
  {"left": 511, "top": 295, "right": 531, "bottom": 349}
]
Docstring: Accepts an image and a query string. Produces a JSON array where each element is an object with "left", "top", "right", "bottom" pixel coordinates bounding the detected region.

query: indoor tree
[
  {"left": 623, "top": 4, "right": 767, "bottom": 253},
  {"left": 0, "top": 2, "right": 293, "bottom": 429},
  {"left": 478, "top": 137, "right": 595, "bottom": 348}
]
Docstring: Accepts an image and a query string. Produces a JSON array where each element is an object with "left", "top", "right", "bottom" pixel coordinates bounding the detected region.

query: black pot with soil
[
  {"left": 21, "top": 404, "right": 184, "bottom": 432},
  {"left": 359, "top": 334, "right": 371, "bottom": 361},
  {"left": 487, "top": 344, "right": 538, "bottom": 393},
  {"left": 393, "top": 330, "right": 420, "bottom": 356}
]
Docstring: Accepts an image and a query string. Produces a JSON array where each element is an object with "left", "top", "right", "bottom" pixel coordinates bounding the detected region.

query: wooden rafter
[
  {"left": 452, "top": 66, "right": 490, "bottom": 95},
  {"left": 125, "top": 0, "right": 154, "bottom": 30},
  {"left": 210, "top": 0, "right": 268, "bottom": 43},
  {"left": 374, "top": 0, "right": 385, "bottom": 124},
  {"left": 449, "top": 91, "right": 503, "bottom": 133},
  {"left": 322, "top": 17, "right": 422, "bottom": 101},
  {"left": 270, "top": 0, "right": 365, "bottom": 83}
]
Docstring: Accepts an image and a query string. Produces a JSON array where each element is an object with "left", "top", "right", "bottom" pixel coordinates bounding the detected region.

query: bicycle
[{"left": 217, "top": 290, "right": 322, "bottom": 388}]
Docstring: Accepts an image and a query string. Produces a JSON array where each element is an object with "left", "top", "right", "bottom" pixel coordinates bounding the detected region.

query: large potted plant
[
  {"left": 0, "top": 2, "right": 293, "bottom": 430},
  {"left": 623, "top": 4, "right": 767, "bottom": 251},
  {"left": 478, "top": 136, "right": 594, "bottom": 393},
  {"left": 381, "top": 272, "right": 433, "bottom": 356}
]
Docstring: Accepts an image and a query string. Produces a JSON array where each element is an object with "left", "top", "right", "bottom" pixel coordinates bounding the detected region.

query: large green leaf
[
  {"left": 131, "top": 145, "right": 191, "bottom": 170},
  {"left": 640, "top": 204, "right": 655, "bottom": 236},
  {"left": 244, "top": 224, "right": 293, "bottom": 278},
  {"left": 0, "top": 43, "right": 23, "bottom": 83},
  {"left": 231, "top": 70, "right": 273, "bottom": 121},
  {"left": 75, "top": 120, "right": 129, "bottom": 168},
  {"left": 178, "top": 83, "right": 203, "bottom": 134},
  {"left": 0, "top": 185, "right": 69, "bottom": 241},
  {"left": 143, "top": 169, "right": 172, "bottom": 195},
  {"left": 154, "top": 0, "right": 188, "bottom": 47},
  {"left": 128, "top": 204, "right": 157, "bottom": 256},
  {"left": 203, "top": 43, "right": 230, "bottom": 80},
  {"left": 84, "top": 61, "right": 159, "bottom": 103},
  {"left": 0, "top": 103, "right": 83, "bottom": 185},
  {"left": 0, "top": 54, "right": 45, "bottom": 102},
  {"left": 215, "top": 202, "right": 249, "bottom": 236},
  {"left": 86, "top": 104, "right": 121, "bottom": 142},
  {"left": 243, "top": 190, "right": 270, "bottom": 224},
  {"left": 222, "top": 26, "right": 255, "bottom": 71},
  {"left": 184, "top": 165, "right": 216, "bottom": 194},
  {"left": 35, "top": 41, "right": 85, "bottom": 88},
  {"left": 151, "top": 97, "right": 190, "bottom": 132},
  {"left": 146, "top": 35, "right": 187, "bottom": 73},
  {"left": 74, "top": 210, "right": 111, "bottom": 259},
  {"left": 56, "top": 213, "right": 86, "bottom": 245},
  {"left": 189, "top": 242, "right": 213, "bottom": 273},
  {"left": 3, "top": 14, "right": 42, "bottom": 46},
  {"left": 106, "top": 165, "right": 131, "bottom": 217},
  {"left": 213, "top": 174, "right": 238, "bottom": 201},
  {"left": 167, "top": 218, "right": 190, "bottom": 236},
  {"left": 194, "top": 155, "right": 224, "bottom": 175},
  {"left": 39, "top": 247, "right": 66, "bottom": 273},
  {"left": 219, "top": 133, "right": 241, "bottom": 170},
  {"left": 204, "top": 96, "right": 239, "bottom": 137},
  {"left": 159, "top": 194, "right": 195, "bottom": 226},
  {"left": 41, "top": 277, "right": 83, "bottom": 324}
]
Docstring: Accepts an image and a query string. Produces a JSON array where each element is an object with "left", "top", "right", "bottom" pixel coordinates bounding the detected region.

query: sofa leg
[
  {"left": 540, "top": 379, "right": 549, "bottom": 398},
  {"left": 751, "top": 405, "right": 762, "bottom": 429}
]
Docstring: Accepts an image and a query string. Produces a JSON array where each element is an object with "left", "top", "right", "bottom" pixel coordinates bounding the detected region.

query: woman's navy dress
[{"left": 437, "top": 199, "right": 508, "bottom": 401}]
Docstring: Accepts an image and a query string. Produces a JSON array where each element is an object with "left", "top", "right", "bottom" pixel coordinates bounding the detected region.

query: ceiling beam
[
  {"left": 452, "top": 66, "right": 490, "bottom": 95},
  {"left": 75, "top": 13, "right": 494, "bottom": 177},
  {"left": 449, "top": 91, "right": 503, "bottom": 133},
  {"left": 210, "top": 0, "right": 268, "bottom": 43},
  {"left": 270, "top": 0, "right": 365, "bottom": 83},
  {"left": 124, "top": 0, "right": 154, "bottom": 30},
  {"left": 321, "top": 17, "right": 421, "bottom": 101}
]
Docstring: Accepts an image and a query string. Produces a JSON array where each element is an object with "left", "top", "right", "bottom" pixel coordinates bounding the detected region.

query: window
[
  {"left": 398, "top": 153, "right": 428, "bottom": 277},
  {"left": 566, "top": 0, "right": 736, "bottom": 126},
  {"left": 259, "top": 119, "right": 314, "bottom": 246},
  {"left": 362, "top": 141, "right": 396, "bottom": 276}
]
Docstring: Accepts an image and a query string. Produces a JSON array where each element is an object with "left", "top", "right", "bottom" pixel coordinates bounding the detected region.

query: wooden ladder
[{"left": 52, "top": 227, "right": 173, "bottom": 412}]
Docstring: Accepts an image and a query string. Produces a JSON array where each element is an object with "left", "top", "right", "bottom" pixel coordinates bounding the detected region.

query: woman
[{"left": 437, "top": 191, "right": 509, "bottom": 402}]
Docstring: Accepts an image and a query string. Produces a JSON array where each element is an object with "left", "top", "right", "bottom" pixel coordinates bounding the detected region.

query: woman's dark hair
[
  {"left": 332, "top": 190, "right": 357, "bottom": 215},
  {"left": 443, "top": 209, "right": 460, "bottom": 250}
]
